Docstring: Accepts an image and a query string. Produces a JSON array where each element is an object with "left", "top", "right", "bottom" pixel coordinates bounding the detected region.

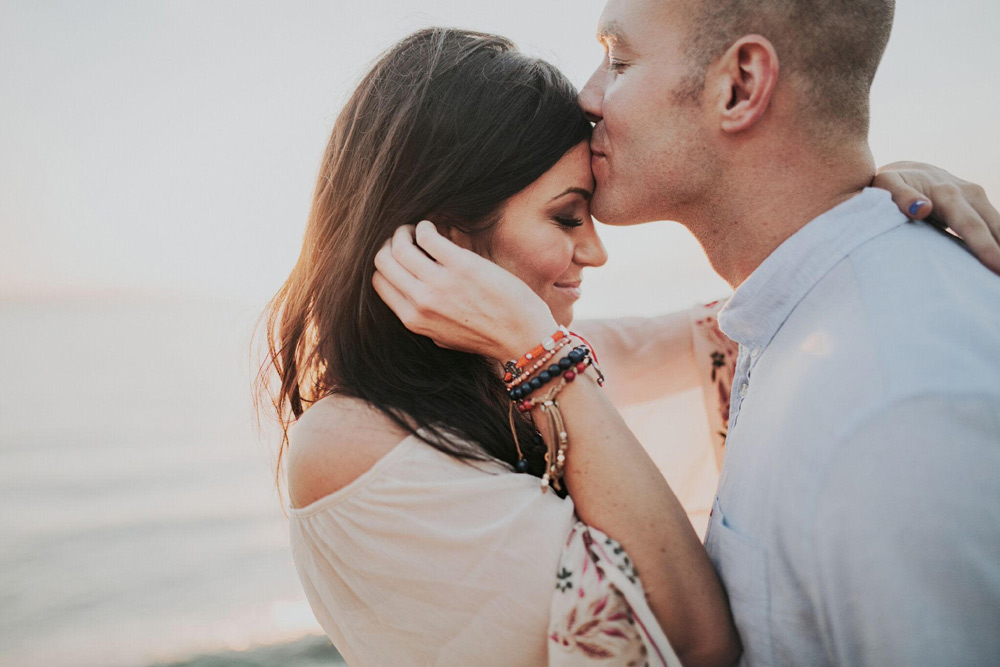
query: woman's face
[{"left": 484, "top": 141, "right": 608, "bottom": 326}]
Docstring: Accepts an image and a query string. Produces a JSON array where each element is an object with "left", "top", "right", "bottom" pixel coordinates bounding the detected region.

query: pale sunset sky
[{"left": 1, "top": 0, "right": 997, "bottom": 317}]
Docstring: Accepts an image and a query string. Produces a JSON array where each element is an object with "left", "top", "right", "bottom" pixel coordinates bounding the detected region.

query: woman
[{"left": 258, "top": 27, "right": 997, "bottom": 666}]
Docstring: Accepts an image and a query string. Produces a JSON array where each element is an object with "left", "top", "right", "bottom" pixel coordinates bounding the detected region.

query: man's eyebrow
[
  {"left": 549, "top": 187, "right": 592, "bottom": 202},
  {"left": 597, "top": 20, "right": 628, "bottom": 48}
]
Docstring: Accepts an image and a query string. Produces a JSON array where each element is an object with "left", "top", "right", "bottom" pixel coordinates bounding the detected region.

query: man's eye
[
  {"left": 608, "top": 58, "right": 629, "bottom": 73},
  {"left": 554, "top": 216, "right": 583, "bottom": 228}
]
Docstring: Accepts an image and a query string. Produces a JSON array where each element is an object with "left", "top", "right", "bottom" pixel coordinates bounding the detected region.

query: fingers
[
  {"left": 932, "top": 186, "right": 1000, "bottom": 275},
  {"left": 874, "top": 171, "right": 933, "bottom": 220},
  {"left": 414, "top": 219, "right": 472, "bottom": 268},
  {"left": 969, "top": 187, "right": 1000, "bottom": 267},
  {"left": 374, "top": 238, "right": 420, "bottom": 289},
  {"left": 372, "top": 269, "right": 420, "bottom": 327},
  {"left": 874, "top": 163, "right": 1000, "bottom": 275},
  {"left": 390, "top": 224, "right": 443, "bottom": 281}
]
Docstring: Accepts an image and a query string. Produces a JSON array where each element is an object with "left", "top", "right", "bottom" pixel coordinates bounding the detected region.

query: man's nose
[{"left": 578, "top": 63, "right": 604, "bottom": 123}]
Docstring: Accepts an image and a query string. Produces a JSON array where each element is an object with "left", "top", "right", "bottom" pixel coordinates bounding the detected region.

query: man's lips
[{"left": 590, "top": 137, "right": 607, "bottom": 157}]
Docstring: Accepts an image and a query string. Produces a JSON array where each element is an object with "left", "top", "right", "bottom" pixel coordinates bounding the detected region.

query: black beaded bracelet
[{"left": 508, "top": 346, "right": 590, "bottom": 401}]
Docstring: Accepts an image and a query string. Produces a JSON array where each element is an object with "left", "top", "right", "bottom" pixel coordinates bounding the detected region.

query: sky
[{"left": 1, "top": 0, "right": 998, "bottom": 317}]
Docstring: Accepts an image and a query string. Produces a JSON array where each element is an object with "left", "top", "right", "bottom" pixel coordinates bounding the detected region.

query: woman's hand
[
  {"left": 874, "top": 162, "right": 1000, "bottom": 274},
  {"left": 372, "top": 221, "right": 558, "bottom": 361}
]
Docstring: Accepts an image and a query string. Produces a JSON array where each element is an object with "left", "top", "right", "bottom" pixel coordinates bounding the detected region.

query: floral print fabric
[
  {"left": 548, "top": 522, "right": 682, "bottom": 667},
  {"left": 690, "top": 300, "right": 740, "bottom": 470}
]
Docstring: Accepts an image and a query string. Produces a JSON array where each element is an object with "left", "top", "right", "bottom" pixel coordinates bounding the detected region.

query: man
[
  {"left": 576, "top": 0, "right": 1000, "bottom": 664},
  {"left": 374, "top": 0, "right": 1000, "bottom": 663}
]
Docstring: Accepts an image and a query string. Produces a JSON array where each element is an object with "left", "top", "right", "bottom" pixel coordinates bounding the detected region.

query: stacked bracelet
[
  {"left": 507, "top": 337, "right": 573, "bottom": 390},
  {"left": 530, "top": 357, "right": 596, "bottom": 491},
  {"left": 515, "top": 355, "right": 593, "bottom": 413},
  {"left": 504, "top": 332, "right": 606, "bottom": 491},
  {"left": 507, "top": 346, "right": 590, "bottom": 401},
  {"left": 503, "top": 326, "right": 570, "bottom": 383}
]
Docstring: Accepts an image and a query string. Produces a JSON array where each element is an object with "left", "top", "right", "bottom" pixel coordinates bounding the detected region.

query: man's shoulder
[
  {"left": 801, "top": 220, "right": 1000, "bottom": 398},
  {"left": 846, "top": 219, "right": 1000, "bottom": 313}
]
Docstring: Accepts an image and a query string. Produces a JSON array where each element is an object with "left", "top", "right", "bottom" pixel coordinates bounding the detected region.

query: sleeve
[
  {"left": 810, "top": 394, "right": 1000, "bottom": 666},
  {"left": 548, "top": 522, "right": 683, "bottom": 667},
  {"left": 575, "top": 301, "right": 737, "bottom": 538},
  {"left": 290, "top": 441, "right": 684, "bottom": 666},
  {"left": 688, "top": 300, "right": 739, "bottom": 471},
  {"left": 288, "top": 449, "right": 580, "bottom": 665}
]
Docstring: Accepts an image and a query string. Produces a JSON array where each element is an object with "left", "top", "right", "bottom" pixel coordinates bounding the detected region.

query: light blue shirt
[{"left": 706, "top": 188, "right": 1000, "bottom": 666}]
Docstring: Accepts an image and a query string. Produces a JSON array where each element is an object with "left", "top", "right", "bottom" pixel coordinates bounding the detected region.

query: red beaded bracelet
[
  {"left": 503, "top": 326, "right": 570, "bottom": 383},
  {"left": 506, "top": 337, "right": 573, "bottom": 389}
]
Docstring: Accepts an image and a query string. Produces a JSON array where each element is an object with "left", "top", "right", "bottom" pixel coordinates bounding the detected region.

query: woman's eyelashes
[{"left": 553, "top": 215, "right": 584, "bottom": 228}]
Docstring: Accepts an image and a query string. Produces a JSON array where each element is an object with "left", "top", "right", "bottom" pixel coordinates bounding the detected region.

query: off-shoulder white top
[{"left": 288, "top": 302, "right": 736, "bottom": 666}]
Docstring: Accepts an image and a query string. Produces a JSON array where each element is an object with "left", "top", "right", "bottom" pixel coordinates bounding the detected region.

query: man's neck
[{"left": 685, "top": 143, "right": 876, "bottom": 288}]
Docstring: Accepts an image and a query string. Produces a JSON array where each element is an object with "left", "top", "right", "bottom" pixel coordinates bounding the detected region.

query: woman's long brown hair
[{"left": 254, "top": 28, "right": 591, "bottom": 497}]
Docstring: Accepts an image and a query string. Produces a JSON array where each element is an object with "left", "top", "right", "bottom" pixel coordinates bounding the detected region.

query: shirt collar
[{"left": 718, "top": 187, "right": 908, "bottom": 351}]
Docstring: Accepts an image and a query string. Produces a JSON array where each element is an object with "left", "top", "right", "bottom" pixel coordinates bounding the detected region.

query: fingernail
[{"left": 908, "top": 200, "right": 927, "bottom": 217}]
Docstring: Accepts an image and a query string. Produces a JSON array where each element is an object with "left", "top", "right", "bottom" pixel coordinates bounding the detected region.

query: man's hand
[
  {"left": 372, "top": 220, "right": 558, "bottom": 361},
  {"left": 874, "top": 162, "right": 1000, "bottom": 275}
]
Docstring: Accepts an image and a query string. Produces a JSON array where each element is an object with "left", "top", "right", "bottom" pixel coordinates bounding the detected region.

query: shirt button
[
  {"left": 739, "top": 383, "right": 748, "bottom": 398},
  {"left": 751, "top": 347, "right": 761, "bottom": 357}
]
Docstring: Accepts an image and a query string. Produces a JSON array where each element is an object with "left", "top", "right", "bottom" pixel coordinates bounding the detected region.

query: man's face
[{"left": 580, "top": 0, "right": 718, "bottom": 226}]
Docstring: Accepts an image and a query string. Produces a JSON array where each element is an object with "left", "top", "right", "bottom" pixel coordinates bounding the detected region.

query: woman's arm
[
  {"left": 373, "top": 222, "right": 741, "bottom": 667},
  {"left": 572, "top": 311, "right": 701, "bottom": 407}
]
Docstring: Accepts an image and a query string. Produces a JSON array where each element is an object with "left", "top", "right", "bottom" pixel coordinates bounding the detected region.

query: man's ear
[{"left": 709, "top": 35, "right": 779, "bottom": 134}]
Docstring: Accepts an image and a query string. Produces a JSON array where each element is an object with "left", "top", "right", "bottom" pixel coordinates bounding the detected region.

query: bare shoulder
[{"left": 286, "top": 394, "right": 409, "bottom": 509}]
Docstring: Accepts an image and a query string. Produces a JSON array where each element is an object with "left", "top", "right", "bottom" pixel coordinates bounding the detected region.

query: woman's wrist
[{"left": 496, "top": 315, "right": 561, "bottom": 364}]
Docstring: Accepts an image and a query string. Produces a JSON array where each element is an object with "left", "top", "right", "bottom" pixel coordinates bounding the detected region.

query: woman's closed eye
[{"left": 553, "top": 215, "right": 584, "bottom": 228}]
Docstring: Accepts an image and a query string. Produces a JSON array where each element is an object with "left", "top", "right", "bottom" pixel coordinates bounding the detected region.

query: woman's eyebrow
[{"left": 549, "top": 187, "right": 592, "bottom": 202}]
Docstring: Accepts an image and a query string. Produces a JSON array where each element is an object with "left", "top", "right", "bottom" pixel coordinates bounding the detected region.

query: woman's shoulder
[{"left": 286, "top": 394, "right": 410, "bottom": 510}]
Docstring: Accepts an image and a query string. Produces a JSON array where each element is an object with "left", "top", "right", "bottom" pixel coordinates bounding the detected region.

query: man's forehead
[{"left": 597, "top": 0, "right": 686, "bottom": 47}]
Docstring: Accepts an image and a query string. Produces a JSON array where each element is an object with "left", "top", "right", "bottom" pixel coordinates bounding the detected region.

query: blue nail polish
[{"left": 908, "top": 200, "right": 927, "bottom": 217}]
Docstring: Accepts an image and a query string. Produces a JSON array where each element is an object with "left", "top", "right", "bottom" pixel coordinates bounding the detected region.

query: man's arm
[{"left": 811, "top": 394, "right": 1000, "bottom": 666}]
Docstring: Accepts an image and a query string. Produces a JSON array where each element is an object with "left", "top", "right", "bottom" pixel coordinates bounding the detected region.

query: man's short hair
[{"left": 679, "top": 0, "right": 895, "bottom": 137}]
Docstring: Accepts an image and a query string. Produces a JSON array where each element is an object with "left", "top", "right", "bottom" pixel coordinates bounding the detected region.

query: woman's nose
[{"left": 576, "top": 222, "right": 609, "bottom": 268}]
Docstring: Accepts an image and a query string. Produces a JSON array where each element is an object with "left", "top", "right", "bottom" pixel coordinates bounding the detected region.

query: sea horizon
[{"left": 0, "top": 296, "right": 339, "bottom": 667}]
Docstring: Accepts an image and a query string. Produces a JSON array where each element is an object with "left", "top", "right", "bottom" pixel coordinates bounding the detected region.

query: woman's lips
[{"left": 554, "top": 281, "right": 582, "bottom": 300}]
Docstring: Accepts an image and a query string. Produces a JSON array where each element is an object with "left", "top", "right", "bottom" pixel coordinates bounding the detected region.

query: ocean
[{"left": 0, "top": 297, "right": 343, "bottom": 667}]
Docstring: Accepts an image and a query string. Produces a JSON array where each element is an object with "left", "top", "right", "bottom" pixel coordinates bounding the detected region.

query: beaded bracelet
[
  {"left": 532, "top": 357, "right": 597, "bottom": 491},
  {"left": 508, "top": 346, "right": 590, "bottom": 401},
  {"left": 508, "top": 357, "right": 594, "bottom": 488},
  {"left": 515, "top": 354, "right": 592, "bottom": 412},
  {"left": 506, "top": 337, "right": 573, "bottom": 390},
  {"left": 507, "top": 339, "right": 606, "bottom": 487},
  {"left": 503, "top": 326, "right": 570, "bottom": 383}
]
